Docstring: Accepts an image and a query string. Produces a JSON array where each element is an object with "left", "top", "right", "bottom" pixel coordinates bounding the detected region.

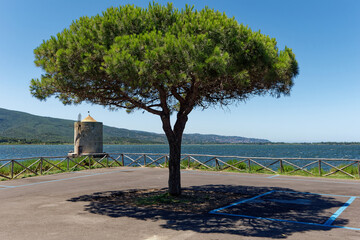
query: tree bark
[
  {"left": 161, "top": 112, "right": 188, "bottom": 196},
  {"left": 167, "top": 135, "right": 182, "bottom": 196}
]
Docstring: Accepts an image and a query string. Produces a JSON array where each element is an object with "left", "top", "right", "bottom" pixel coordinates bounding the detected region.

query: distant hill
[{"left": 0, "top": 108, "right": 270, "bottom": 144}]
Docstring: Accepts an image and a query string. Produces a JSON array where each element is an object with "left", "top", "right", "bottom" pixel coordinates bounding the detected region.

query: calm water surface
[{"left": 1, "top": 144, "right": 360, "bottom": 160}]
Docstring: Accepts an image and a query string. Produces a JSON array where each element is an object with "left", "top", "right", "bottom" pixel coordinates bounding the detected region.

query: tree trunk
[
  {"left": 161, "top": 113, "right": 188, "bottom": 196},
  {"left": 168, "top": 136, "right": 182, "bottom": 196}
]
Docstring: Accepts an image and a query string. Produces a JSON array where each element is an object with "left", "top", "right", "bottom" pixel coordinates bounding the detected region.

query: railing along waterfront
[{"left": 1, "top": 153, "right": 360, "bottom": 180}]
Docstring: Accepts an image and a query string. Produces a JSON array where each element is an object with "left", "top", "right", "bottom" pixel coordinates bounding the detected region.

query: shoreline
[{"left": 2, "top": 142, "right": 360, "bottom": 146}]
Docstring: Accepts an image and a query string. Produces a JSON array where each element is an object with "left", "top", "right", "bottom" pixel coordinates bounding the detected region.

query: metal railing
[{"left": 1, "top": 153, "right": 360, "bottom": 180}]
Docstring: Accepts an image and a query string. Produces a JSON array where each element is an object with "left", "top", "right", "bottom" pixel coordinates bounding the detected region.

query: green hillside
[
  {"left": 0, "top": 108, "right": 269, "bottom": 144},
  {"left": 0, "top": 108, "right": 74, "bottom": 143}
]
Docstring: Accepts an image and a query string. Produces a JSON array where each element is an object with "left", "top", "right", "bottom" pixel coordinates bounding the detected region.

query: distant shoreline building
[{"left": 70, "top": 114, "right": 104, "bottom": 157}]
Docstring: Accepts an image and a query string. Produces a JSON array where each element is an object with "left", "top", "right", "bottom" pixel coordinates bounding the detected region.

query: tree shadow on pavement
[{"left": 68, "top": 185, "right": 348, "bottom": 238}]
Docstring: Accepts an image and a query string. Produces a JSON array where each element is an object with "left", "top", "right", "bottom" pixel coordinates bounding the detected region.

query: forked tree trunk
[{"left": 161, "top": 113, "right": 188, "bottom": 196}]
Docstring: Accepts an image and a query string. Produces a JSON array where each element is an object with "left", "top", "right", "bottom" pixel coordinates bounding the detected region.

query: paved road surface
[{"left": 1, "top": 167, "right": 360, "bottom": 240}]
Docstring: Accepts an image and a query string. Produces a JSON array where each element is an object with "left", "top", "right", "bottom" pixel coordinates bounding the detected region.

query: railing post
[
  {"left": 7, "top": 154, "right": 360, "bottom": 181},
  {"left": 40, "top": 158, "right": 43, "bottom": 175},
  {"left": 11, "top": 160, "right": 14, "bottom": 179}
]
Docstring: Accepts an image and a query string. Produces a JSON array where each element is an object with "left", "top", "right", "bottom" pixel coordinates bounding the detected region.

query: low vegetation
[
  {"left": 1, "top": 157, "right": 359, "bottom": 181},
  {"left": 0, "top": 157, "right": 122, "bottom": 181},
  {"left": 178, "top": 159, "right": 360, "bottom": 180}
]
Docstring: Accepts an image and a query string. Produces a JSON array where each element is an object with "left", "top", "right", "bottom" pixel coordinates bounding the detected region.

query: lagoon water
[{"left": 1, "top": 144, "right": 360, "bottom": 160}]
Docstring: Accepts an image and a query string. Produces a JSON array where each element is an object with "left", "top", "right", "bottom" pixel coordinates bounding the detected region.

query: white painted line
[
  {"left": 183, "top": 170, "right": 360, "bottom": 186},
  {"left": 0, "top": 169, "right": 136, "bottom": 190}
]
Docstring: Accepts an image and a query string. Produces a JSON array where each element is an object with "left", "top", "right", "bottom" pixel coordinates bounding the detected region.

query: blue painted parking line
[
  {"left": 267, "top": 175, "right": 279, "bottom": 179},
  {"left": 0, "top": 185, "right": 16, "bottom": 188},
  {"left": 0, "top": 169, "right": 136, "bottom": 190},
  {"left": 324, "top": 196, "right": 356, "bottom": 226},
  {"left": 210, "top": 190, "right": 360, "bottom": 231},
  {"left": 211, "top": 211, "right": 360, "bottom": 231},
  {"left": 209, "top": 190, "right": 274, "bottom": 214}
]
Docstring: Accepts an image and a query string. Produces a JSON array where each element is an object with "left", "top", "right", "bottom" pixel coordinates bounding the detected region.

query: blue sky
[{"left": 0, "top": 0, "right": 359, "bottom": 142}]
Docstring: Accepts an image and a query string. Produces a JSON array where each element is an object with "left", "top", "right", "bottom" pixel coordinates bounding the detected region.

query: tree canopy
[
  {"left": 30, "top": 3, "right": 298, "bottom": 195},
  {"left": 31, "top": 3, "right": 297, "bottom": 114}
]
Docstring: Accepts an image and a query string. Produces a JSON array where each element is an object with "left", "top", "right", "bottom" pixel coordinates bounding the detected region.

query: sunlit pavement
[{"left": 1, "top": 167, "right": 360, "bottom": 240}]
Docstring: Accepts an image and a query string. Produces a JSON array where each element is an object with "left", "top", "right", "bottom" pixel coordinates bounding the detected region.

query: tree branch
[
  {"left": 120, "top": 97, "right": 162, "bottom": 115},
  {"left": 157, "top": 85, "right": 170, "bottom": 116},
  {"left": 179, "top": 76, "right": 199, "bottom": 116},
  {"left": 90, "top": 89, "right": 163, "bottom": 115},
  {"left": 171, "top": 87, "right": 185, "bottom": 105}
]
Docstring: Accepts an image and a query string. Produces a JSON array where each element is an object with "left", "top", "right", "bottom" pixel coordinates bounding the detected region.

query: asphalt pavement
[{"left": 1, "top": 167, "right": 360, "bottom": 240}]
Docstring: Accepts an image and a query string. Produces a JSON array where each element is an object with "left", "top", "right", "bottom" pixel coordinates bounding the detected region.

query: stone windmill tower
[{"left": 73, "top": 113, "right": 103, "bottom": 156}]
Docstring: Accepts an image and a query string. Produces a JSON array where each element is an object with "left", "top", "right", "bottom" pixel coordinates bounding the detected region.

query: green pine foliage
[{"left": 31, "top": 3, "right": 298, "bottom": 111}]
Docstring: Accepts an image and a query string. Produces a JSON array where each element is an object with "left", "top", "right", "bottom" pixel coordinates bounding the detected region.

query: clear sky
[{"left": 0, "top": 0, "right": 359, "bottom": 142}]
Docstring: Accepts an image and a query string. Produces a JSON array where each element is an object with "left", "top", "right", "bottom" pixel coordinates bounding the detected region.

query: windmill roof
[{"left": 82, "top": 115, "right": 97, "bottom": 122}]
